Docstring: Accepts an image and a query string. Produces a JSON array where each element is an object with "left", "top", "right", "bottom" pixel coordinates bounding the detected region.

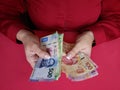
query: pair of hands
[{"left": 17, "top": 30, "right": 94, "bottom": 68}]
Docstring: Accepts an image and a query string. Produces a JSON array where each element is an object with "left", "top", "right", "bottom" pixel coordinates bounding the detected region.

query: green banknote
[{"left": 30, "top": 32, "right": 63, "bottom": 81}]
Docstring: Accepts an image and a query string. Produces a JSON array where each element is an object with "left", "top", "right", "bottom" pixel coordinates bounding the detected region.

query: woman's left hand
[{"left": 62, "top": 31, "right": 94, "bottom": 64}]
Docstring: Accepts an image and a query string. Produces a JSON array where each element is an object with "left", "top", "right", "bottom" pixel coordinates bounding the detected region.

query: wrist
[
  {"left": 77, "top": 31, "right": 94, "bottom": 45},
  {"left": 86, "top": 31, "right": 94, "bottom": 42},
  {"left": 86, "top": 31, "right": 96, "bottom": 46}
]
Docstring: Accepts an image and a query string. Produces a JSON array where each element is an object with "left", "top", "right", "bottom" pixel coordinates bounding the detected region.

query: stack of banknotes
[
  {"left": 30, "top": 32, "right": 63, "bottom": 81},
  {"left": 30, "top": 32, "right": 98, "bottom": 81},
  {"left": 62, "top": 42, "right": 98, "bottom": 81},
  {"left": 62, "top": 53, "right": 99, "bottom": 81}
]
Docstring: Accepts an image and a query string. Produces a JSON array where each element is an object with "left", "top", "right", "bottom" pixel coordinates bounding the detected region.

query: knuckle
[{"left": 72, "top": 48, "right": 79, "bottom": 54}]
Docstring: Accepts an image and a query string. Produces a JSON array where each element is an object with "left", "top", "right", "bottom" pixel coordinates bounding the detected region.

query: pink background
[{"left": 0, "top": 32, "right": 120, "bottom": 90}]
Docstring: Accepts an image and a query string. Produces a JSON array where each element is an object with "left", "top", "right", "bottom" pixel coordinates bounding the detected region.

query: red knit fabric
[{"left": 0, "top": 0, "right": 120, "bottom": 44}]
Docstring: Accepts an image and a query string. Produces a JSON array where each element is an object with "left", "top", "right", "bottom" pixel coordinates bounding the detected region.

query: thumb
[
  {"left": 63, "top": 44, "right": 80, "bottom": 64},
  {"left": 35, "top": 48, "right": 50, "bottom": 59},
  {"left": 66, "top": 46, "right": 80, "bottom": 60},
  {"left": 66, "top": 42, "right": 81, "bottom": 59}
]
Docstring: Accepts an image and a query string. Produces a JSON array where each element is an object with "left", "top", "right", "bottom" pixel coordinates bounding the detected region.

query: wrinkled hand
[
  {"left": 16, "top": 30, "right": 50, "bottom": 68},
  {"left": 62, "top": 31, "right": 94, "bottom": 64},
  {"left": 62, "top": 42, "right": 75, "bottom": 64}
]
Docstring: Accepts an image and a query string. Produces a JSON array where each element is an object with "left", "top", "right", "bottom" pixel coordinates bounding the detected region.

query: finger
[
  {"left": 62, "top": 56, "right": 73, "bottom": 65},
  {"left": 35, "top": 48, "right": 50, "bottom": 59},
  {"left": 80, "top": 47, "right": 92, "bottom": 57},
  {"left": 29, "top": 62, "right": 35, "bottom": 68},
  {"left": 66, "top": 43, "right": 81, "bottom": 60},
  {"left": 26, "top": 54, "right": 39, "bottom": 68},
  {"left": 63, "top": 42, "right": 75, "bottom": 53},
  {"left": 62, "top": 52, "right": 66, "bottom": 56},
  {"left": 26, "top": 58, "right": 36, "bottom": 68},
  {"left": 62, "top": 44, "right": 80, "bottom": 64}
]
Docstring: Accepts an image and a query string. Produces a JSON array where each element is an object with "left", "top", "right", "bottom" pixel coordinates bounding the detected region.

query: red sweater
[{"left": 0, "top": 0, "right": 120, "bottom": 44}]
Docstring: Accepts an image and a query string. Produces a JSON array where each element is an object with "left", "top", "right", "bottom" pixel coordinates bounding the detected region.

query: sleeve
[
  {"left": 85, "top": 0, "right": 120, "bottom": 45},
  {"left": 0, "top": 0, "right": 30, "bottom": 42}
]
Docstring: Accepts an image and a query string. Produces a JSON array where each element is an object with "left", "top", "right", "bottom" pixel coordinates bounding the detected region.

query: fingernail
[
  {"left": 44, "top": 55, "right": 51, "bottom": 59},
  {"left": 66, "top": 54, "right": 72, "bottom": 60},
  {"left": 62, "top": 56, "right": 73, "bottom": 65}
]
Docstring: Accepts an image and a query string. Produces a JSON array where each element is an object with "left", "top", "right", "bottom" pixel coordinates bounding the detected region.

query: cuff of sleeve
[
  {"left": 88, "top": 26, "right": 107, "bottom": 45},
  {"left": 6, "top": 23, "right": 30, "bottom": 43}
]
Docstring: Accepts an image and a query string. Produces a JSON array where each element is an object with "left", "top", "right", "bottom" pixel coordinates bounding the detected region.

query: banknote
[
  {"left": 68, "top": 69, "right": 98, "bottom": 81},
  {"left": 30, "top": 58, "right": 57, "bottom": 81},
  {"left": 30, "top": 32, "right": 63, "bottom": 81},
  {"left": 62, "top": 42, "right": 98, "bottom": 81},
  {"left": 62, "top": 52, "right": 98, "bottom": 81},
  {"left": 30, "top": 32, "right": 98, "bottom": 82}
]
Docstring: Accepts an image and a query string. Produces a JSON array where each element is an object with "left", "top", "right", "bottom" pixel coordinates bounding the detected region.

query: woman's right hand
[{"left": 16, "top": 30, "right": 50, "bottom": 68}]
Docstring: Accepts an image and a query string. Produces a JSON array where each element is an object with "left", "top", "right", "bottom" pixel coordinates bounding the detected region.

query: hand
[
  {"left": 62, "top": 31, "right": 94, "bottom": 64},
  {"left": 16, "top": 30, "right": 50, "bottom": 68},
  {"left": 62, "top": 42, "right": 75, "bottom": 64}
]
